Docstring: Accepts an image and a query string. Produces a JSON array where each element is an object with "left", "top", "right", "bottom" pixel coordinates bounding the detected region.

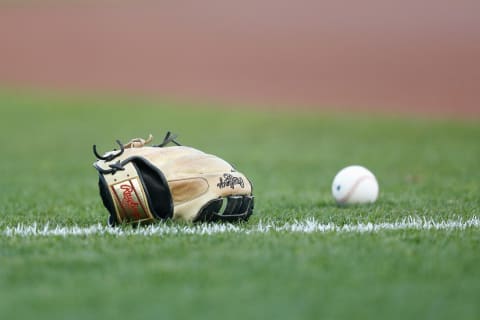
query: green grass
[{"left": 0, "top": 90, "right": 479, "bottom": 320}]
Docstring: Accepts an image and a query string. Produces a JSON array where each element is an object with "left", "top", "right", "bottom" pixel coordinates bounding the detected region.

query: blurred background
[{"left": 0, "top": 0, "right": 479, "bottom": 117}]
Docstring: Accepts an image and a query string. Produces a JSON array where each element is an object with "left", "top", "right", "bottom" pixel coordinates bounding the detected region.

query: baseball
[{"left": 331, "top": 165, "right": 379, "bottom": 205}]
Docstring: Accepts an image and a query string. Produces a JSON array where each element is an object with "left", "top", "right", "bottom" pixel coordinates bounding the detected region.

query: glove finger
[
  {"left": 238, "top": 196, "right": 253, "bottom": 214},
  {"left": 222, "top": 196, "right": 244, "bottom": 215}
]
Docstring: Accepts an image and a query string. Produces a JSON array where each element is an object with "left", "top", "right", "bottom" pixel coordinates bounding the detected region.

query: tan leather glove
[{"left": 93, "top": 132, "right": 254, "bottom": 225}]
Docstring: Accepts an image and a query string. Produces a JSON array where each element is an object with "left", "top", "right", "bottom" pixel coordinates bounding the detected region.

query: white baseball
[{"left": 331, "top": 165, "right": 379, "bottom": 205}]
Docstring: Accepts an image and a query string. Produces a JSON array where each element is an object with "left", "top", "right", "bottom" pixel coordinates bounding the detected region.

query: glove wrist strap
[{"left": 103, "top": 162, "right": 155, "bottom": 224}]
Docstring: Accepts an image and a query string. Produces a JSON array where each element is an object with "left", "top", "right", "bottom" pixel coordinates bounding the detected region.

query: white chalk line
[{"left": 1, "top": 216, "right": 479, "bottom": 237}]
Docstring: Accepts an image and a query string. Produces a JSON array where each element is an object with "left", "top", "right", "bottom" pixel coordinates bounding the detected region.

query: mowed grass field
[{"left": 0, "top": 90, "right": 479, "bottom": 320}]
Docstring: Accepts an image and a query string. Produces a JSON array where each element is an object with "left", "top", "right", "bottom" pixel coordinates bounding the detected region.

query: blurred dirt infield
[{"left": 0, "top": 1, "right": 479, "bottom": 117}]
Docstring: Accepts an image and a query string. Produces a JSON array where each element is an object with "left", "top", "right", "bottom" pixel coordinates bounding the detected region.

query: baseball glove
[{"left": 92, "top": 132, "right": 254, "bottom": 225}]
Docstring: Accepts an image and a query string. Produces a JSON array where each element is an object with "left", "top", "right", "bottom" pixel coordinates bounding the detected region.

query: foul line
[{"left": 1, "top": 217, "right": 479, "bottom": 237}]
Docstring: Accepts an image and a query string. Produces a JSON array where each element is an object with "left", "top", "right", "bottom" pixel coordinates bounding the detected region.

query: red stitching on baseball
[{"left": 337, "top": 175, "right": 374, "bottom": 204}]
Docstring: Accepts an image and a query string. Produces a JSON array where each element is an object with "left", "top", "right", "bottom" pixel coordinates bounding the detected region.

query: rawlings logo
[
  {"left": 217, "top": 173, "right": 245, "bottom": 189},
  {"left": 120, "top": 184, "right": 142, "bottom": 219}
]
